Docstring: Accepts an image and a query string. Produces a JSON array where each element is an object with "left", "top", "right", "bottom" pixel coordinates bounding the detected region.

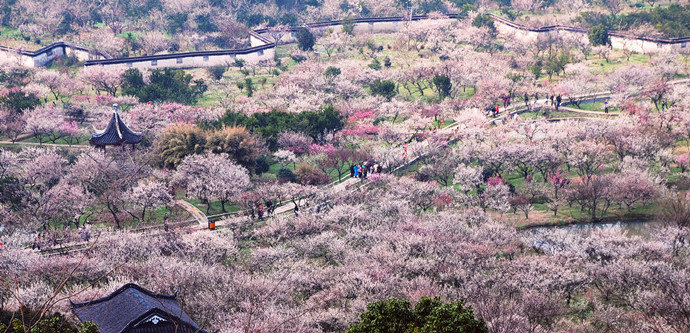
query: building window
[
  {"left": 230, "top": 54, "right": 236, "bottom": 59},
  {"left": 151, "top": 60, "right": 157, "bottom": 66},
  {"left": 203, "top": 55, "right": 209, "bottom": 62},
  {"left": 682, "top": 42, "right": 687, "bottom": 48},
  {"left": 258, "top": 50, "right": 264, "bottom": 56},
  {"left": 176, "top": 58, "right": 183, "bottom": 64},
  {"left": 46, "top": 50, "right": 53, "bottom": 56},
  {"left": 127, "top": 62, "right": 133, "bottom": 67}
]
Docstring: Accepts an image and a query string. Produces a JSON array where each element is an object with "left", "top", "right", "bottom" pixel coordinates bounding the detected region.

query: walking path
[
  {"left": 0, "top": 141, "right": 90, "bottom": 148},
  {"left": 32, "top": 79, "right": 690, "bottom": 254},
  {"left": 175, "top": 200, "right": 209, "bottom": 227},
  {"left": 556, "top": 106, "right": 619, "bottom": 116}
]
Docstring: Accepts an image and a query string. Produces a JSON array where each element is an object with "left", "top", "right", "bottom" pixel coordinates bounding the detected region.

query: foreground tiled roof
[{"left": 71, "top": 283, "right": 205, "bottom": 333}]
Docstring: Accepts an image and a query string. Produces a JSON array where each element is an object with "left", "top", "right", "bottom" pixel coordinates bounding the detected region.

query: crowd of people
[
  {"left": 350, "top": 161, "right": 382, "bottom": 179},
  {"left": 30, "top": 224, "right": 92, "bottom": 251},
  {"left": 486, "top": 93, "right": 565, "bottom": 117}
]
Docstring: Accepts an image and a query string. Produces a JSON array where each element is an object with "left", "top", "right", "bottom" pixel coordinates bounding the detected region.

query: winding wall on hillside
[
  {"left": 0, "top": 13, "right": 688, "bottom": 69},
  {"left": 0, "top": 41, "right": 107, "bottom": 67}
]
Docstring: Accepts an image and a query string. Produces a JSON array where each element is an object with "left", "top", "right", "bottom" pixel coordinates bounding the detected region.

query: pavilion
[
  {"left": 90, "top": 104, "right": 142, "bottom": 148},
  {"left": 71, "top": 283, "right": 207, "bottom": 333}
]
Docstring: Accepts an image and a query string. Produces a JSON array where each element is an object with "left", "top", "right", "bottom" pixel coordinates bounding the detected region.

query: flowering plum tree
[
  {"left": 125, "top": 180, "right": 173, "bottom": 222},
  {"left": 71, "top": 150, "right": 149, "bottom": 228},
  {"left": 78, "top": 66, "right": 124, "bottom": 96},
  {"left": 174, "top": 153, "right": 250, "bottom": 213}
]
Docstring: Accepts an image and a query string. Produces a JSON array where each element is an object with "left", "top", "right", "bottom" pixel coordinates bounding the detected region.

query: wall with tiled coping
[
  {"left": 0, "top": 41, "right": 107, "bottom": 67},
  {"left": 0, "top": 13, "right": 687, "bottom": 69}
]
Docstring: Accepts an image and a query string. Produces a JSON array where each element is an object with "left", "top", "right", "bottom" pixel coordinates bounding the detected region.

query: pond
[
  {"left": 526, "top": 220, "right": 657, "bottom": 236},
  {"left": 522, "top": 220, "right": 660, "bottom": 253}
]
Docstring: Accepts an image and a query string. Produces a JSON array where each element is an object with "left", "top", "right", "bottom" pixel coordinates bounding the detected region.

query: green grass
[
  {"left": 20, "top": 135, "right": 90, "bottom": 145},
  {"left": 188, "top": 198, "right": 241, "bottom": 216},
  {"left": 432, "top": 119, "right": 455, "bottom": 129},
  {"left": 0, "top": 26, "right": 26, "bottom": 40},
  {"left": 587, "top": 52, "right": 652, "bottom": 75}
]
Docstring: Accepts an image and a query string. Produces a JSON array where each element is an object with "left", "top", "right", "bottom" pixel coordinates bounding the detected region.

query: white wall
[
  {"left": 97, "top": 48, "right": 276, "bottom": 69},
  {"left": 492, "top": 18, "right": 685, "bottom": 54},
  {"left": 4, "top": 15, "right": 687, "bottom": 70}
]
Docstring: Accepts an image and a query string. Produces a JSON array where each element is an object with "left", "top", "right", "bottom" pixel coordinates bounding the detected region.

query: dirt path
[{"left": 0, "top": 141, "right": 90, "bottom": 148}]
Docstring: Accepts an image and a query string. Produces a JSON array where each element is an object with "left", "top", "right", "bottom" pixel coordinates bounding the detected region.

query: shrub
[
  {"left": 122, "top": 68, "right": 208, "bottom": 105},
  {"left": 588, "top": 24, "right": 611, "bottom": 47},
  {"left": 217, "top": 105, "right": 343, "bottom": 149},
  {"left": 255, "top": 155, "right": 270, "bottom": 175},
  {"left": 432, "top": 74, "right": 452, "bottom": 99},
  {"left": 369, "top": 79, "right": 397, "bottom": 101},
  {"left": 324, "top": 66, "right": 341, "bottom": 77},
  {"left": 0, "top": 308, "right": 99, "bottom": 333},
  {"left": 277, "top": 167, "right": 297, "bottom": 183},
  {"left": 233, "top": 59, "right": 245, "bottom": 68},
  {"left": 244, "top": 78, "right": 254, "bottom": 97},
  {"left": 472, "top": 14, "right": 496, "bottom": 35},
  {"left": 290, "top": 54, "right": 307, "bottom": 63},
  {"left": 206, "top": 126, "right": 264, "bottom": 172},
  {"left": 347, "top": 297, "right": 487, "bottom": 333},
  {"left": 368, "top": 58, "right": 381, "bottom": 70},
  {"left": 295, "top": 163, "right": 330, "bottom": 185},
  {"left": 207, "top": 66, "right": 227, "bottom": 80},
  {"left": 342, "top": 17, "right": 355, "bottom": 35},
  {"left": 296, "top": 28, "right": 315, "bottom": 51},
  {"left": 166, "top": 12, "right": 188, "bottom": 34},
  {"left": 195, "top": 13, "right": 218, "bottom": 32},
  {"left": 658, "top": 194, "right": 690, "bottom": 229},
  {"left": 155, "top": 124, "right": 207, "bottom": 169},
  {"left": 1, "top": 91, "right": 40, "bottom": 113}
]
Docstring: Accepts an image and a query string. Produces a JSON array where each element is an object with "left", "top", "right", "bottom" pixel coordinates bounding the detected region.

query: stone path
[
  {"left": 175, "top": 199, "right": 209, "bottom": 227},
  {"left": 32, "top": 78, "right": 690, "bottom": 253},
  {"left": 556, "top": 106, "right": 619, "bottom": 116}
]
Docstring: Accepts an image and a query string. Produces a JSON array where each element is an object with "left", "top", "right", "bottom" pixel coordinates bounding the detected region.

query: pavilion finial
[{"left": 113, "top": 103, "right": 119, "bottom": 114}]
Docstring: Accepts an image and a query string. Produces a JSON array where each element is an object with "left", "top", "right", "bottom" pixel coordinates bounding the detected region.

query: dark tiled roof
[
  {"left": 90, "top": 112, "right": 142, "bottom": 146},
  {"left": 71, "top": 283, "right": 205, "bottom": 333}
]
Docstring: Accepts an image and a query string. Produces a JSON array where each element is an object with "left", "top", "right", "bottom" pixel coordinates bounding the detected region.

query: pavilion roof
[{"left": 90, "top": 105, "right": 142, "bottom": 146}]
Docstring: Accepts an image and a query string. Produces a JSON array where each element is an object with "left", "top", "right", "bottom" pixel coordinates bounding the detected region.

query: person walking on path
[
  {"left": 604, "top": 101, "right": 609, "bottom": 114},
  {"left": 523, "top": 93, "right": 529, "bottom": 109},
  {"left": 550, "top": 95, "right": 554, "bottom": 106},
  {"left": 350, "top": 164, "right": 355, "bottom": 178},
  {"left": 32, "top": 235, "right": 42, "bottom": 251},
  {"left": 556, "top": 95, "right": 562, "bottom": 111},
  {"left": 258, "top": 204, "right": 264, "bottom": 220},
  {"left": 294, "top": 202, "right": 299, "bottom": 217}
]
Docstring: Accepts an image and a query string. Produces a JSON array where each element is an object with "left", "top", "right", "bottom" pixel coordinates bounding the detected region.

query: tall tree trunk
[{"left": 107, "top": 202, "right": 122, "bottom": 229}]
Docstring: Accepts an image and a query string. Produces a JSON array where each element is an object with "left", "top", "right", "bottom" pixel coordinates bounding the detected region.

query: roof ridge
[
  {"left": 114, "top": 112, "right": 123, "bottom": 140},
  {"left": 70, "top": 283, "right": 177, "bottom": 308}
]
